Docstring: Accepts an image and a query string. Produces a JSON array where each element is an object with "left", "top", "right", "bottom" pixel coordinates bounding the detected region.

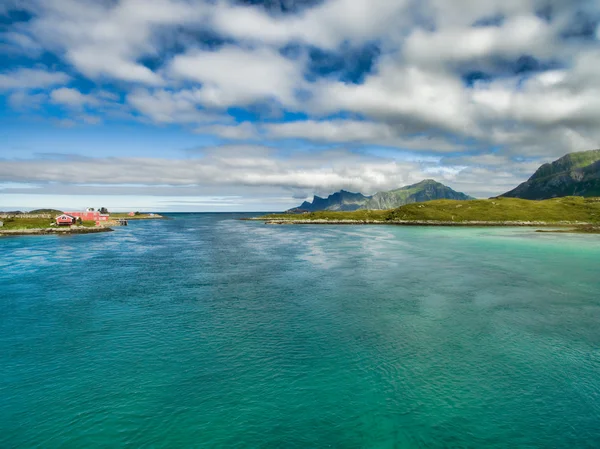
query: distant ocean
[{"left": 2, "top": 214, "right": 600, "bottom": 448}]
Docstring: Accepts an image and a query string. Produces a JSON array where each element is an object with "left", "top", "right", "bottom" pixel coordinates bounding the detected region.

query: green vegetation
[
  {"left": 1, "top": 217, "right": 55, "bottom": 230},
  {"left": 262, "top": 197, "right": 600, "bottom": 224},
  {"left": 365, "top": 179, "right": 473, "bottom": 210},
  {"left": 289, "top": 179, "right": 473, "bottom": 213},
  {"left": 267, "top": 209, "right": 390, "bottom": 221},
  {"left": 1, "top": 217, "right": 96, "bottom": 230},
  {"left": 28, "top": 209, "right": 64, "bottom": 215},
  {"left": 502, "top": 149, "right": 600, "bottom": 200},
  {"left": 385, "top": 197, "right": 600, "bottom": 222}
]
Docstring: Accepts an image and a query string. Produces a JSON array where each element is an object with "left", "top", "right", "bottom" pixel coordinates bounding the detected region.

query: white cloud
[
  {"left": 0, "top": 146, "right": 438, "bottom": 195},
  {"left": 263, "top": 119, "right": 469, "bottom": 152},
  {"left": 22, "top": 0, "right": 207, "bottom": 84},
  {"left": 3, "top": 0, "right": 600, "bottom": 206},
  {"left": 196, "top": 122, "right": 259, "bottom": 140},
  {"left": 404, "top": 15, "right": 556, "bottom": 67},
  {"left": 0, "top": 67, "right": 70, "bottom": 90},
  {"left": 0, "top": 142, "right": 552, "bottom": 199},
  {"left": 0, "top": 31, "right": 43, "bottom": 56},
  {"left": 169, "top": 45, "right": 305, "bottom": 108},
  {"left": 127, "top": 88, "right": 229, "bottom": 125},
  {"left": 309, "top": 62, "right": 477, "bottom": 136},
  {"left": 210, "top": 0, "right": 411, "bottom": 49},
  {"left": 8, "top": 90, "right": 48, "bottom": 110},
  {"left": 50, "top": 87, "right": 96, "bottom": 108}
]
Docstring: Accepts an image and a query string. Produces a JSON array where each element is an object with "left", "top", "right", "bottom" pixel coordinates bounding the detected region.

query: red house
[
  {"left": 56, "top": 214, "right": 76, "bottom": 226},
  {"left": 65, "top": 210, "right": 109, "bottom": 222}
]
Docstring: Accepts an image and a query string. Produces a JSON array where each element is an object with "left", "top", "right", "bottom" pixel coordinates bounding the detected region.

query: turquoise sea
[{"left": 1, "top": 214, "right": 600, "bottom": 448}]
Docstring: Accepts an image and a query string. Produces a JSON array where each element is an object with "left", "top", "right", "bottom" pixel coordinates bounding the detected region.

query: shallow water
[{"left": 1, "top": 214, "right": 600, "bottom": 448}]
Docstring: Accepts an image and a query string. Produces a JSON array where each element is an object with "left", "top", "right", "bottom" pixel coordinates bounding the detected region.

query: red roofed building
[
  {"left": 65, "top": 208, "right": 109, "bottom": 222},
  {"left": 56, "top": 214, "right": 76, "bottom": 226}
]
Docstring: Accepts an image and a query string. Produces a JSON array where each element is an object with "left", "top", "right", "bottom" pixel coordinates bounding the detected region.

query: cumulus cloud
[
  {"left": 0, "top": 67, "right": 70, "bottom": 90},
  {"left": 196, "top": 122, "right": 259, "bottom": 140},
  {"left": 2, "top": 0, "right": 600, "bottom": 205},
  {"left": 263, "top": 120, "right": 470, "bottom": 152},
  {"left": 21, "top": 0, "right": 207, "bottom": 84},
  {"left": 50, "top": 87, "right": 97, "bottom": 108},
  {"left": 210, "top": 0, "right": 411, "bottom": 49},
  {"left": 8, "top": 90, "right": 48, "bottom": 110},
  {"left": 127, "top": 88, "right": 229, "bottom": 124},
  {"left": 0, "top": 146, "right": 448, "bottom": 195},
  {"left": 168, "top": 45, "right": 305, "bottom": 108},
  {"left": 0, "top": 143, "right": 549, "bottom": 199},
  {"left": 404, "top": 15, "right": 557, "bottom": 67}
]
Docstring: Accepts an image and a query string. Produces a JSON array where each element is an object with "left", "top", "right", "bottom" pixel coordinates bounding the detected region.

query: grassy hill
[
  {"left": 28, "top": 209, "right": 64, "bottom": 215},
  {"left": 364, "top": 180, "right": 473, "bottom": 209},
  {"left": 263, "top": 197, "right": 600, "bottom": 224},
  {"left": 1, "top": 217, "right": 97, "bottom": 230}
]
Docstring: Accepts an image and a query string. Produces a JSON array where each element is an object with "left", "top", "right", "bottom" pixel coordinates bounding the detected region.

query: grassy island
[
  {"left": 0, "top": 211, "right": 164, "bottom": 237},
  {"left": 0, "top": 215, "right": 111, "bottom": 236},
  {"left": 0, "top": 216, "right": 97, "bottom": 230},
  {"left": 255, "top": 197, "right": 600, "bottom": 230}
]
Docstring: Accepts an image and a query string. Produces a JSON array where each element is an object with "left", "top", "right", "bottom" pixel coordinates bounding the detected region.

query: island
[
  {"left": 248, "top": 197, "right": 600, "bottom": 234},
  {"left": 0, "top": 209, "right": 165, "bottom": 237}
]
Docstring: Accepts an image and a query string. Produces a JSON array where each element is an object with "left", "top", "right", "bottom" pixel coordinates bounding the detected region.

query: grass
[
  {"left": 1, "top": 217, "right": 97, "bottom": 230},
  {"left": 260, "top": 197, "right": 600, "bottom": 224},
  {"left": 27, "top": 209, "right": 64, "bottom": 215}
]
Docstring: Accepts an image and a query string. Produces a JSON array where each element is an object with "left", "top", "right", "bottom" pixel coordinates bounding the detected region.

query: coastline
[
  {"left": 246, "top": 218, "right": 595, "bottom": 227},
  {"left": 0, "top": 212, "right": 167, "bottom": 237},
  {"left": 0, "top": 227, "right": 113, "bottom": 236},
  {"left": 243, "top": 217, "right": 600, "bottom": 234}
]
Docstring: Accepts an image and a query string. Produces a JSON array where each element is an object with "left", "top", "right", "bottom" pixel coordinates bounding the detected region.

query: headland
[{"left": 248, "top": 197, "right": 600, "bottom": 233}]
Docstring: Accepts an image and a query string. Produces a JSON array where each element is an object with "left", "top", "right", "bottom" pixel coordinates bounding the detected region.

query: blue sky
[{"left": 1, "top": 0, "right": 600, "bottom": 211}]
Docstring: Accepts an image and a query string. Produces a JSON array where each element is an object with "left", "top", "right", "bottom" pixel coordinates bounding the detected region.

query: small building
[
  {"left": 66, "top": 211, "right": 109, "bottom": 221},
  {"left": 56, "top": 214, "right": 76, "bottom": 226},
  {"left": 128, "top": 212, "right": 135, "bottom": 217}
]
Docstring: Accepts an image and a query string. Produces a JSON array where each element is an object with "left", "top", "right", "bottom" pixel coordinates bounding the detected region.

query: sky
[{"left": 1, "top": 0, "right": 600, "bottom": 211}]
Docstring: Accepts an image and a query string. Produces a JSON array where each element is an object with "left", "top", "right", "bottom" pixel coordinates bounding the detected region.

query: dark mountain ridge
[
  {"left": 501, "top": 150, "right": 600, "bottom": 200},
  {"left": 288, "top": 179, "right": 474, "bottom": 213}
]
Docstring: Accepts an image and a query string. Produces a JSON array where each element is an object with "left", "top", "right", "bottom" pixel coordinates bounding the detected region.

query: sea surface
[{"left": 1, "top": 213, "right": 600, "bottom": 448}]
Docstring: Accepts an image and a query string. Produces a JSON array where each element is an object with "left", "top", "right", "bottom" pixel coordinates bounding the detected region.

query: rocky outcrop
[{"left": 288, "top": 190, "right": 371, "bottom": 213}]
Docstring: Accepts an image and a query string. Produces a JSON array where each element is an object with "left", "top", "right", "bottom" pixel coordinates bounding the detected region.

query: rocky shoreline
[
  {"left": 248, "top": 218, "right": 594, "bottom": 227},
  {"left": 0, "top": 226, "right": 113, "bottom": 236}
]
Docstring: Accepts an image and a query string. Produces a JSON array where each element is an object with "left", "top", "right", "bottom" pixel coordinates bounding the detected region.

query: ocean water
[{"left": 1, "top": 214, "right": 600, "bottom": 448}]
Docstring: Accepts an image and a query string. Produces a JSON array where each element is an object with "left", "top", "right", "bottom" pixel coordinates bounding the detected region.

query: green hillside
[
  {"left": 288, "top": 179, "right": 473, "bottom": 213},
  {"left": 28, "top": 209, "right": 64, "bottom": 215},
  {"left": 502, "top": 150, "right": 600, "bottom": 199},
  {"left": 264, "top": 197, "right": 600, "bottom": 224},
  {"left": 365, "top": 179, "right": 473, "bottom": 209}
]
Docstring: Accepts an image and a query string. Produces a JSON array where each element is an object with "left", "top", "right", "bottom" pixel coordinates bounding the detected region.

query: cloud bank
[{"left": 1, "top": 0, "right": 600, "bottom": 209}]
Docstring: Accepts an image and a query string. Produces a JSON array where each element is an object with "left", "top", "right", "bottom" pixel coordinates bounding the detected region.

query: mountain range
[
  {"left": 288, "top": 149, "right": 600, "bottom": 213},
  {"left": 288, "top": 180, "right": 474, "bottom": 213},
  {"left": 501, "top": 149, "right": 600, "bottom": 200}
]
